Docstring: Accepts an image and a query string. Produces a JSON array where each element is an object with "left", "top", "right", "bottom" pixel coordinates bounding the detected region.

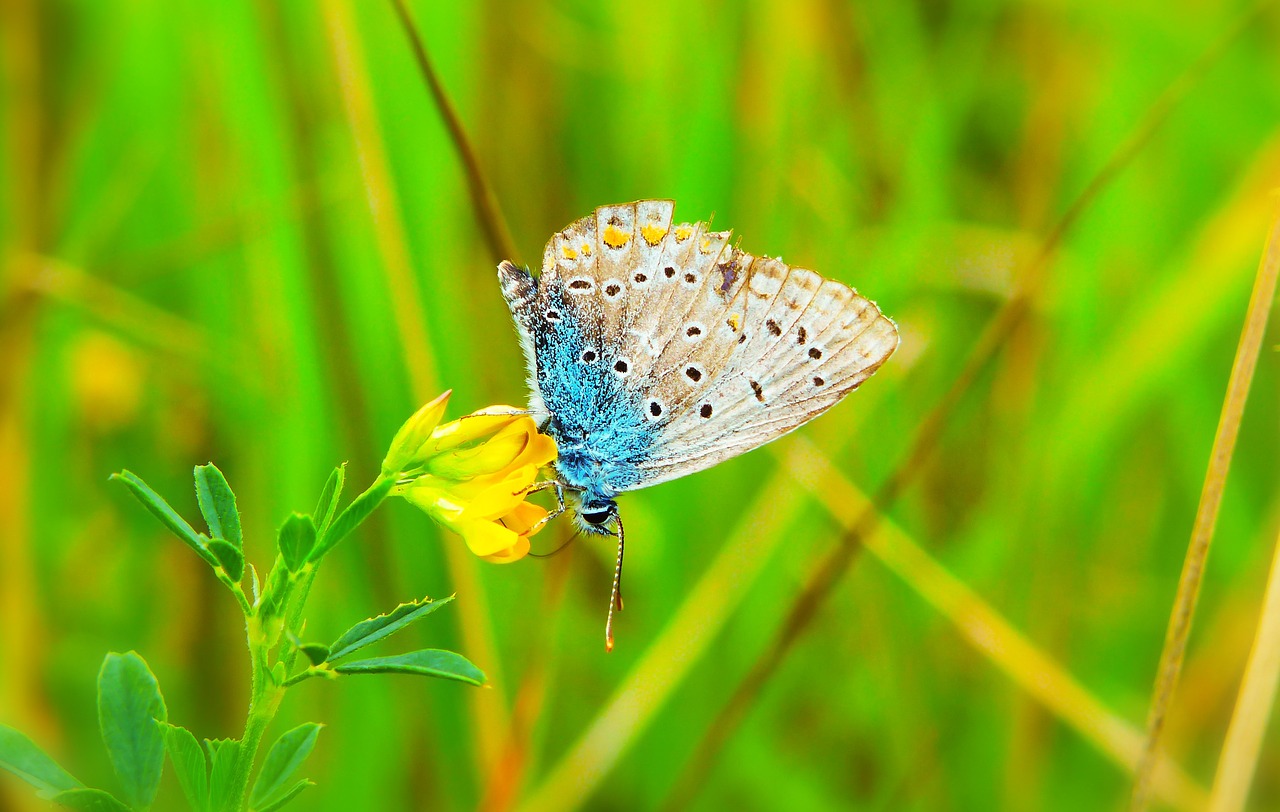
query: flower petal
[
  {"left": 426, "top": 427, "right": 528, "bottom": 480},
  {"left": 459, "top": 465, "right": 541, "bottom": 521},
  {"left": 502, "top": 501, "right": 549, "bottom": 537},
  {"left": 515, "top": 431, "right": 558, "bottom": 469},
  {"left": 399, "top": 482, "right": 467, "bottom": 522},
  {"left": 455, "top": 518, "right": 521, "bottom": 558},
  {"left": 482, "top": 534, "right": 530, "bottom": 563},
  {"left": 424, "top": 408, "right": 525, "bottom": 455}
]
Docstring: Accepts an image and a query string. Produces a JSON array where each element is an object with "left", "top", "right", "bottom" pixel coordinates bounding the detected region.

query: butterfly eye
[{"left": 582, "top": 506, "right": 613, "bottom": 526}]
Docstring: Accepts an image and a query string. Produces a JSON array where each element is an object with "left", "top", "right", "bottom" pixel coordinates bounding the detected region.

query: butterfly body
[{"left": 499, "top": 261, "right": 653, "bottom": 529}]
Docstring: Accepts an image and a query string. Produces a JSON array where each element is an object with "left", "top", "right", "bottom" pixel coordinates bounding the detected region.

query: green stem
[
  {"left": 307, "top": 473, "right": 393, "bottom": 562},
  {"left": 228, "top": 615, "right": 284, "bottom": 812},
  {"left": 281, "top": 473, "right": 391, "bottom": 668},
  {"left": 223, "top": 473, "right": 394, "bottom": 809},
  {"left": 218, "top": 572, "right": 253, "bottom": 616}
]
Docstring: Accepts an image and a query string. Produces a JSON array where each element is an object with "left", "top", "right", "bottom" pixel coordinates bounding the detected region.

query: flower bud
[{"left": 381, "top": 390, "right": 451, "bottom": 476}]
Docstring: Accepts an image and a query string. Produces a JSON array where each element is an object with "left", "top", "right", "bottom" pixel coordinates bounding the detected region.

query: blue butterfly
[{"left": 498, "top": 200, "right": 898, "bottom": 647}]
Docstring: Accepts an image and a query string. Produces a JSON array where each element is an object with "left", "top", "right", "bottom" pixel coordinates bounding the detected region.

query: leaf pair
[
  {"left": 112, "top": 464, "right": 245, "bottom": 583},
  {"left": 164, "top": 723, "right": 319, "bottom": 812},
  {"left": 290, "top": 595, "right": 485, "bottom": 687},
  {"left": 162, "top": 728, "right": 241, "bottom": 812}
]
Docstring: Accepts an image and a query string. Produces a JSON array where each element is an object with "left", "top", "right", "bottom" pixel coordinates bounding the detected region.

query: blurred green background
[{"left": 3, "top": 0, "right": 1280, "bottom": 810}]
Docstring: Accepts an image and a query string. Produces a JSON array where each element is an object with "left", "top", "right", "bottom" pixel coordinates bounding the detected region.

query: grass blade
[
  {"left": 1130, "top": 210, "right": 1280, "bottom": 810},
  {"left": 1208, "top": 524, "right": 1280, "bottom": 812},
  {"left": 388, "top": 0, "right": 517, "bottom": 264}
]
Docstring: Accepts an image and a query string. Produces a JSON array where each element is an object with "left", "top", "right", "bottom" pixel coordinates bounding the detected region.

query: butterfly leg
[
  {"left": 521, "top": 478, "right": 570, "bottom": 535},
  {"left": 604, "top": 513, "right": 625, "bottom": 652}
]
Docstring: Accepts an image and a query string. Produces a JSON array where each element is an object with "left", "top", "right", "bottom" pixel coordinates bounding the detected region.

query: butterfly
[{"left": 497, "top": 200, "right": 898, "bottom": 648}]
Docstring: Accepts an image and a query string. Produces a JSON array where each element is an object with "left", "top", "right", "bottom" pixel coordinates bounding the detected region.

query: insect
[{"left": 498, "top": 201, "right": 899, "bottom": 649}]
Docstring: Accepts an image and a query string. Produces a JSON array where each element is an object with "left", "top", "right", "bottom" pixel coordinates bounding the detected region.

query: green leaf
[
  {"left": 207, "top": 539, "right": 245, "bottom": 581},
  {"left": 205, "top": 739, "right": 241, "bottom": 812},
  {"left": 111, "top": 470, "right": 218, "bottom": 568},
  {"left": 249, "top": 724, "right": 321, "bottom": 809},
  {"left": 50, "top": 788, "right": 131, "bottom": 811},
  {"left": 312, "top": 465, "right": 345, "bottom": 536},
  {"left": 333, "top": 649, "right": 485, "bottom": 686},
  {"left": 257, "top": 558, "right": 291, "bottom": 621},
  {"left": 194, "top": 463, "right": 242, "bottom": 548},
  {"left": 298, "top": 644, "right": 329, "bottom": 666},
  {"left": 326, "top": 595, "right": 454, "bottom": 662},
  {"left": 98, "top": 652, "right": 167, "bottom": 810},
  {"left": 255, "top": 779, "right": 313, "bottom": 812},
  {"left": 309, "top": 476, "right": 394, "bottom": 562},
  {"left": 0, "top": 725, "right": 82, "bottom": 797},
  {"left": 163, "top": 724, "right": 208, "bottom": 812},
  {"left": 277, "top": 514, "right": 316, "bottom": 573}
]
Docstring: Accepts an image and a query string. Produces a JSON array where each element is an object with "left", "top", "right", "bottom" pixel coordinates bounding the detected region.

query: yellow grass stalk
[
  {"left": 321, "top": 0, "right": 508, "bottom": 778},
  {"left": 1209, "top": 523, "right": 1280, "bottom": 812},
  {"left": 786, "top": 438, "right": 1207, "bottom": 812},
  {"left": 1129, "top": 211, "right": 1280, "bottom": 811}
]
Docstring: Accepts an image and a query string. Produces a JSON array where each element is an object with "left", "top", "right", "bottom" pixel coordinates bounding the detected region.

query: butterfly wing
[
  {"left": 499, "top": 201, "right": 897, "bottom": 496},
  {"left": 624, "top": 227, "right": 898, "bottom": 490},
  {"left": 634, "top": 256, "right": 896, "bottom": 486}
]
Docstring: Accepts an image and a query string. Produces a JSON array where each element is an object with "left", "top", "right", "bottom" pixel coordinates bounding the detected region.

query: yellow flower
[{"left": 387, "top": 395, "right": 558, "bottom": 564}]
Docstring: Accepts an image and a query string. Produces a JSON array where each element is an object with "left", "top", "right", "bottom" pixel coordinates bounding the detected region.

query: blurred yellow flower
[{"left": 385, "top": 393, "right": 558, "bottom": 563}]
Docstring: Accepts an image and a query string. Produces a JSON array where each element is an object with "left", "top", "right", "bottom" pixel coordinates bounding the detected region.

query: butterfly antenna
[{"left": 604, "top": 513, "right": 625, "bottom": 652}]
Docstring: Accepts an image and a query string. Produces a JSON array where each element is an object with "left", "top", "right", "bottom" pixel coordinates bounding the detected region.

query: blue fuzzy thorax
[{"left": 532, "top": 286, "right": 655, "bottom": 506}]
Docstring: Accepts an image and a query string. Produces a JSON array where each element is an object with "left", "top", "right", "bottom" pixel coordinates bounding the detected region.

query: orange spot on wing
[
  {"left": 581, "top": 242, "right": 592, "bottom": 256},
  {"left": 602, "top": 224, "right": 631, "bottom": 249},
  {"left": 640, "top": 223, "right": 667, "bottom": 246},
  {"left": 561, "top": 245, "right": 578, "bottom": 259},
  {"left": 675, "top": 225, "right": 693, "bottom": 242}
]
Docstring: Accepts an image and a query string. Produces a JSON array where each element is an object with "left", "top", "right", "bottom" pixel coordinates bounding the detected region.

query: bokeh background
[{"left": 4, "top": 0, "right": 1280, "bottom": 810}]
